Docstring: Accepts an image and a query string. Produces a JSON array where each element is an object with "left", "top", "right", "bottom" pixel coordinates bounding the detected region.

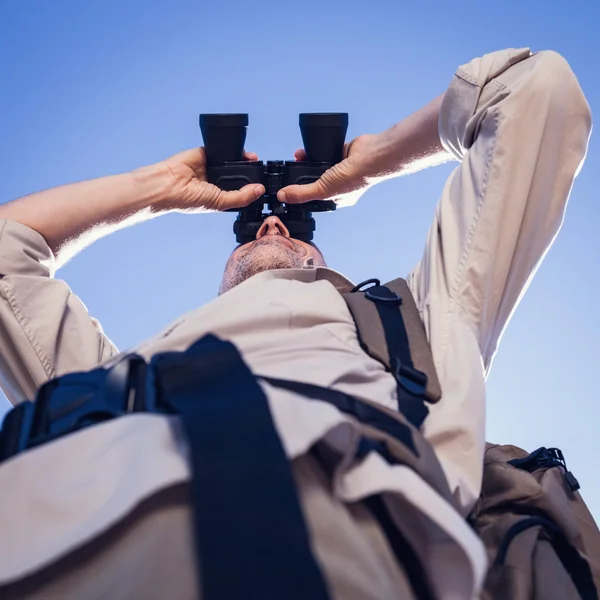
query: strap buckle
[
  {"left": 350, "top": 278, "right": 381, "bottom": 293},
  {"left": 0, "top": 354, "right": 148, "bottom": 463},
  {"left": 392, "top": 358, "right": 430, "bottom": 429},
  {"left": 393, "top": 358, "right": 428, "bottom": 397},
  {"left": 350, "top": 279, "right": 403, "bottom": 305},
  {"left": 354, "top": 280, "right": 403, "bottom": 305},
  {"left": 365, "top": 287, "right": 402, "bottom": 304}
]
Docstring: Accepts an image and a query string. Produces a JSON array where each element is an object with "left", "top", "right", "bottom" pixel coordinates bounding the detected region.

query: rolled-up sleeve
[
  {"left": 407, "top": 49, "right": 592, "bottom": 513},
  {"left": 0, "top": 220, "right": 118, "bottom": 405},
  {"left": 410, "top": 48, "right": 592, "bottom": 374}
]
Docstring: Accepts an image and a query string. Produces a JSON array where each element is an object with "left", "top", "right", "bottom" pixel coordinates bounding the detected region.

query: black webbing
[
  {"left": 367, "top": 285, "right": 429, "bottom": 428},
  {"left": 261, "top": 375, "right": 418, "bottom": 456},
  {"left": 153, "top": 334, "right": 331, "bottom": 600},
  {"left": 368, "top": 286, "right": 413, "bottom": 368},
  {"left": 364, "top": 495, "right": 436, "bottom": 600},
  {"left": 495, "top": 517, "right": 598, "bottom": 600}
]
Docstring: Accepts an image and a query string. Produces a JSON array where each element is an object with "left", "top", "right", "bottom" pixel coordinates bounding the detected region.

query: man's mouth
[{"left": 254, "top": 236, "right": 297, "bottom": 251}]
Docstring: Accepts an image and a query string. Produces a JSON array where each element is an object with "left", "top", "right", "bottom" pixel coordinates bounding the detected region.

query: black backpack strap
[
  {"left": 342, "top": 278, "right": 441, "bottom": 429},
  {"left": 260, "top": 375, "right": 418, "bottom": 455},
  {"left": 152, "top": 334, "right": 331, "bottom": 600}
]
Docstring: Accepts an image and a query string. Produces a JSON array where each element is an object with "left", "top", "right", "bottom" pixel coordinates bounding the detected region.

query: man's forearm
[
  {"left": 0, "top": 164, "right": 173, "bottom": 266},
  {"left": 370, "top": 94, "right": 453, "bottom": 182}
]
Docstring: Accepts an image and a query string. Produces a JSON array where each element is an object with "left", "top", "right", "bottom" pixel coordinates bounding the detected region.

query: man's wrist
[
  {"left": 371, "top": 94, "right": 450, "bottom": 179},
  {"left": 132, "top": 163, "right": 178, "bottom": 213}
]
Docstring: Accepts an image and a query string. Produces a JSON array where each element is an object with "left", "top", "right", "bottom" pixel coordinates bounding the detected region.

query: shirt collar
[{"left": 239, "top": 266, "right": 355, "bottom": 293}]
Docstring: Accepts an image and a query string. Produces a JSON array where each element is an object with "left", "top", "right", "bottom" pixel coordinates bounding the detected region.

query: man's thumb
[{"left": 277, "top": 178, "right": 329, "bottom": 204}]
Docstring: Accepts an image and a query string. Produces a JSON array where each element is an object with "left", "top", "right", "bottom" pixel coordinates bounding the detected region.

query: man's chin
[
  {"left": 244, "top": 243, "right": 302, "bottom": 269},
  {"left": 220, "top": 238, "right": 308, "bottom": 295}
]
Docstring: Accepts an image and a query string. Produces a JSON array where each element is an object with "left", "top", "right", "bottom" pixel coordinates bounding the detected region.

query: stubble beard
[{"left": 219, "top": 242, "right": 306, "bottom": 294}]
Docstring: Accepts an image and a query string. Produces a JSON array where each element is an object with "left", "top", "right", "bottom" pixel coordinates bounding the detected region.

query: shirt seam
[
  {"left": 455, "top": 67, "right": 483, "bottom": 88},
  {"left": 0, "top": 280, "right": 54, "bottom": 380},
  {"left": 440, "top": 110, "right": 501, "bottom": 359},
  {"left": 0, "top": 220, "right": 7, "bottom": 249}
]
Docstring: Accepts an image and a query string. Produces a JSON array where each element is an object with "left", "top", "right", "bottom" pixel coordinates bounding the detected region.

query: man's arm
[
  {"left": 276, "top": 94, "right": 452, "bottom": 207},
  {"left": 356, "top": 93, "right": 451, "bottom": 179},
  {"left": 407, "top": 48, "right": 591, "bottom": 513},
  {"left": 279, "top": 48, "right": 592, "bottom": 514},
  {"left": 0, "top": 149, "right": 265, "bottom": 268},
  {"left": 409, "top": 49, "right": 592, "bottom": 371},
  {"left": 370, "top": 48, "right": 591, "bottom": 512},
  {"left": 282, "top": 47, "right": 591, "bottom": 376},
  {"left": 0, "top": 165, "right": 173, "bottom": 267},
  {"left": 0, "top": 148, "right": 265, "bottom": 404}
]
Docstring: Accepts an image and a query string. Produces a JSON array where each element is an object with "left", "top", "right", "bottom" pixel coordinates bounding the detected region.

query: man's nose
[{"left": 256, "top": 216, "right": 291, "bottom": 239}]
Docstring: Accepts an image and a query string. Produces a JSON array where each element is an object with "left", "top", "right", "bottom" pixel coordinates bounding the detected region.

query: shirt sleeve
[
  {"left": 408, "top": 48, "right": 592, "bottom": 375},
  {"left": 0, "top": 220, "right": 119, "bottom": 405}
]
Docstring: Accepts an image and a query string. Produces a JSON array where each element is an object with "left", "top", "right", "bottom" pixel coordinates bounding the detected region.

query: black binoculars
[{"left": 199, "top": 113, "right": 349, "bottom": 244}]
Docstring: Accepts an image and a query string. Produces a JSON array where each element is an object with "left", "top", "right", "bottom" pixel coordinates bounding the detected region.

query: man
[{"left": 0, "top": 47, "right": 592, "bottom": 599}]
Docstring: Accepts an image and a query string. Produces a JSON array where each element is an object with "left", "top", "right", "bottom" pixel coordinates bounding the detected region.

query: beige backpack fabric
[{"left": 468, "top": 444, "right": 600, "bottom": 599}]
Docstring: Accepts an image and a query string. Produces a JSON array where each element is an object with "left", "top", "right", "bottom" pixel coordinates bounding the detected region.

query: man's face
[{"left": 219, "top": 215, "right": 327, "bottom": 294}]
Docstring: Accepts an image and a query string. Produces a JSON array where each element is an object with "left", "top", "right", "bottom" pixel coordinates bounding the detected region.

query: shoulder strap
[
  {"left": 155, "top": 335, "right": 332, "bottom": 600},
  {"left": 341, "top": 278, "right": 442, "bottom": 428}
]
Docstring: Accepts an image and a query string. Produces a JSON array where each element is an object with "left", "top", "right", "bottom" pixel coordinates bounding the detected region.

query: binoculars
[{"left": 199, "top": 113, "right": 349, "bottom": 244}]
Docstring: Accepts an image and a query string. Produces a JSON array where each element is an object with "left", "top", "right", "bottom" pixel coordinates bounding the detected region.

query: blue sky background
[{"left": 1, "top": 1, "right": 598, "bottom": 517}]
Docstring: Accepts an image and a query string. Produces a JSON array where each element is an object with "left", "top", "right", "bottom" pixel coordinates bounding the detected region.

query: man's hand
[
  {"left": 277, "top": 134, "right": 383, "bottom": 208},
  {"left": 160, "top": 147, "right": 265, "bottom": 212},
  {"left": 0, "top": 146, "right": 265, "bottom": 266},
  {"left": 277, "top": 95, "right": 450, "bottom": 208}
]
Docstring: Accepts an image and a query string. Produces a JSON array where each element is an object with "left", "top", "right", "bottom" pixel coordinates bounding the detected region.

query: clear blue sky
[{"left": 1, "top": 1, "right": 598, "bottom": 517}]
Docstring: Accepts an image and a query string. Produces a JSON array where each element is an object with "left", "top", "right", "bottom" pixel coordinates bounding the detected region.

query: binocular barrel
[
  {"left": 199, "top": 112, "right": 349, "bottom": 244},
  {"left": 199, "top": 113, "right": 348, "bottom": 165},
  {"left": 199, "top": 113, "right": 249, "bottom": 165}
]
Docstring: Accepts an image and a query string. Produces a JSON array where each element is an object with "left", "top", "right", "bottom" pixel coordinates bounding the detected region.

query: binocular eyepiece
[{"left": 199, "top": 112, "right": 349, "bottom": 244}]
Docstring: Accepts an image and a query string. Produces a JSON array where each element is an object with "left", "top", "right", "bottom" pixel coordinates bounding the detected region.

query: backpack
[
  {"left": 342, "top": 277, "right": 600, "bottom": 600},
  {"left": 469, "top": 444, "right": 600, "bottom": 599},
  {"left": 0, "top": 278, "right": 473, "bottom": 600},
  {"left": 1, "top": 276, "right": 598, "bottom": 599}
]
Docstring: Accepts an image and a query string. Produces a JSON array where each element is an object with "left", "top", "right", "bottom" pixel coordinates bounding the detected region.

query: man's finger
[
  {"left": 243, "top": 151, "right": 259, "bottom": 161},
  {"left": 294, "top": 148, "right": 307, "bottom": 162},
  {"left": 277, "top": 180, "right": 328, "bottom": 204},
  {"left": 218, "top": 183, "right": 265, "bottom": 210}
]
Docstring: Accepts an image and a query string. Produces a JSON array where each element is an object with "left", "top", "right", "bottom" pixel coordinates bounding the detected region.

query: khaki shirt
[{"left": 0, "top": 48, "right": 591, "bottom": 598}]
